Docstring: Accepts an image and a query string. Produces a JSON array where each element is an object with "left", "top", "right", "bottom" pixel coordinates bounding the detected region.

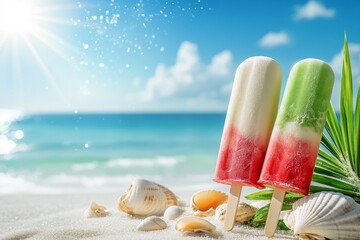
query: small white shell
[
  {"left": 249, "top": 200, "right": 269, "bottom": 209},
  {"left": 136, "top": 216, "right": 167, "bottom": 231},
  {"left": 190, "top": 190, "right": 228, "bottom": 217},
  {"left": 175, "top": 216, "right": 216, "bottom": 235},
  {"left": 284, "top": 191, "right": 360, "bottom": 240},
  {"left": 215, "top": 202, "right": 257, "bottom": 223},
  {"left": 84, "top": 201, "right": 110, "bottom": 218},
  {"left": 118, "top": 179, "right": 179, "bottom": 216},
  {"left": 163, "top": 206, "right": 184, "bottom": 220}
]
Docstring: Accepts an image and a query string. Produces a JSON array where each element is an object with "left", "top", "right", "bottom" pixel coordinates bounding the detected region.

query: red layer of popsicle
[
  {"left": 214, "top": 127, "right": 266, "bottom": 189},
  {"left": 258, "top": 134, "right": 319, "bottom": 195}
]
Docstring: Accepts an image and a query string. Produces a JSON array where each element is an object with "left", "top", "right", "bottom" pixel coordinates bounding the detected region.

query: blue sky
[{"left": 0, "top": 0, "right": 360, "bottom": 113}]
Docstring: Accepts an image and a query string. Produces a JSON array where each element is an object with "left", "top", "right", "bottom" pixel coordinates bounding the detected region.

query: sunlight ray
[
  {"left": 0, "top": 36, "right": 8, "bottom": 49},
  {"left": 33, "top": 3, "right": 77, "bottom": 13},
  {"left": 32, "top": 16, "right": 73, "bottom": 26},
  {"left": 21, "top": 35, "right": 66, "bottom": 101},
  {"left": 10, "top": 37, "right": 25, "bottom": 104},
  {"left": 30, "top": 25, "right": 81, "bottom": 63}
]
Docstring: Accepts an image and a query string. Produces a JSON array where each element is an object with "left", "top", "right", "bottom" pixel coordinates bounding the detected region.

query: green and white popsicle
[{"left": 259, "top": 58, "right": 334, "bottom": 237}]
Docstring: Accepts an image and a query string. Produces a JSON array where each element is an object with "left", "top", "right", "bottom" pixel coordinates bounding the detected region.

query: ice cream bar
[
  {"left": 213, "top": 56, "right": 282, "bottom": 231},
  {"left": 214, "top": 56, "right": 282, "bottom": 188},
  {"left": 259, "top": 58, "right": 334, "bottom": 237},
  {"left": 259, "top": 58, "right": 334, "bottom": 195}
]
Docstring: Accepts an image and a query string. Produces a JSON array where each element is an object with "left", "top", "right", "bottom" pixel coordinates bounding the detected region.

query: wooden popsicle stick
[
  {"left": 264, "top": 188, "right": 286, "bottom": 237},
  {"left": 224, "top": 184, "right": 242, "bottom": 231}
]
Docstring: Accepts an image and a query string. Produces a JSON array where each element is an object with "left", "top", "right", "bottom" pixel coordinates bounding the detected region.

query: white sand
[{"left": 0, "top": 191, "right": 295, "bottom": 240}]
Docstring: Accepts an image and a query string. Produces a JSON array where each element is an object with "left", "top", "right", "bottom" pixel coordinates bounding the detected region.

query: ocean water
[{"left": 0, "top": 112, "right": 226, "bottom": 194}]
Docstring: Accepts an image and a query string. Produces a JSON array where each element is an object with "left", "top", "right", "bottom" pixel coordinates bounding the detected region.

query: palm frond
[
  {"left": 339, "top": 33, "right": 355, "bottom": 171},
  {"left": 249, "top": 203, "right": 291, "bottom": 230},
  {"left": 317, "top": 150, "right": 345, "bottom": 172},
  {"left": 313, "top": 32, "right": 360, "bottom": 201},
  {"left": 245, "top": 190, "right": 303, "bottom": 205},
  {"left": 355, "top": 83, "right": 360, "bottom": 175},
  {"left": 323, "top": 103, "right": 344, "bottom": 156}
]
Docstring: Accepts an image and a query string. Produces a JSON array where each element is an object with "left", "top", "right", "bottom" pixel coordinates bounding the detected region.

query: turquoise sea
[{"left": 0, "top": 112, "right": 226, "bottom": 193}]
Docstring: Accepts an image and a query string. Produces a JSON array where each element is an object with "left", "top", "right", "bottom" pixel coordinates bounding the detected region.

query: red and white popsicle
[{"left": 214, "top": 56, "right": 282, "bottom": 231}]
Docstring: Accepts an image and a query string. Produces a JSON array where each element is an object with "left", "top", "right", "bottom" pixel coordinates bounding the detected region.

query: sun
[
  {"left": 0, "top": 0, "right": 35, "bottom": 35},
  {"left": 0, "top": 0, "right": 79, "bottom": 101}
]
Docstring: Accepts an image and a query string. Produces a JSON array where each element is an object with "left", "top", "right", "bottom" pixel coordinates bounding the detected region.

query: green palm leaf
[
  {"left": 339, "top": 33, "right": 355, "bottom": 171},
  {"left": 314, "top": 32, "right": 360, "bottom": 199},
  {"left": 324, "top": 103, "right": 344, "bottom": 156},
  {"left": 355, "top": 83, "right": 360, "bottom": 174}
]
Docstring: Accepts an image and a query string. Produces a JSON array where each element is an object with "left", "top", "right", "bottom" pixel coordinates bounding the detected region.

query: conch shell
[
  {"left": 84, "top": 201, "right": 110, "bottom": 218},
  {"left": 191, "top": 190, "right": 228, "bottom": 217},
  {"left": 215, "top": 202, "right": 257, "bottom": 223},
  {"left": 283, "top": 191, "right": 360, "bottom": 240},
  {"left": 175, "top": 216, "right": 216, "bottom": 235},
  {"left": 118, "top": 179, "right": 179, "bottom": 216}
]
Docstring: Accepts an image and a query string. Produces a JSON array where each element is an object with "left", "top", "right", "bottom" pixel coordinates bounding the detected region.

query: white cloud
[
  {"left": 259, "top": 31, "right": 290, "bottom": 48},
  {"left": 141, "top": 41, "right": 234, "bottom": 102},
  {"left": 294, "top": 1, "right": 335, "bottom": 20},
  {"left": 329, "top": 43, "right": 360, "bottom": 111}
]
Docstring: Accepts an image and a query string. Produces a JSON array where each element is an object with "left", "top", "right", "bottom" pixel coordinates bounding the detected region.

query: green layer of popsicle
[{"left": 277, "top": 58, "right": 334, "bottom": 133}]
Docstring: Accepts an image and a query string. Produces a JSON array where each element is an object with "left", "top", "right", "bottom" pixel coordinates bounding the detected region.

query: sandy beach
[{"left": 0, "top": 190, "right": 295, "bottom": 240}]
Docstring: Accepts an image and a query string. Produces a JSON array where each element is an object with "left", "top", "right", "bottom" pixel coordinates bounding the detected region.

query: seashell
[
  {"left": 175, "top": 216, "right": 216, "bottom": 235},
  {"left": 215, "top": 202, "right": 257, "bottom": 223},
  {"left": 283, "top": 191, "right": 360, "bottom": 240},
  {"left": 118, "top": 179, "right": 179, "bottom": 216},
  {"left": 84, "top": 201, "right": 110, "bottom": 218},
  {"left": 191, "top": 190, "right": 228, "bottom": 217},
  {"left": 136, "top": 216, "right": 167, "bottom": 231},
  {"left": 249, "top": 200, "right": 269, "bottom": 209},
  {"left": 163, "top": 206, "right": 184, "bottom": 220}
]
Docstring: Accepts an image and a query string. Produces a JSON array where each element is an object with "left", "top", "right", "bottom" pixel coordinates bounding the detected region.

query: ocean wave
[
  {"left": 0, "top": 109, "right": 23, "bottom": 125},
  {"left": 68, "top": 156, "right": 185, "bottom": 172},
  {"left": 0, "top": 172, "right": 164, "bottom": 194},
  {"left": 0, "top": 173, "right": 61, "bottom": 194},
  {"left": 0, "top": 139, "right": 29, "bottom": 157},
  {"left": 46, "top": 173, "right": 163, "bottom": 188},
  {"left": 71, "top": 162, "right": 98, "bottom": 171},
  {"left": 105, "top": 156, "right": 185, "bottom": 168},
  {"left": 0, "top": 109, "right": 28, "bottom": 157},
  {"left": 0, "top": 171, "right": 218, "bottom": 195}
]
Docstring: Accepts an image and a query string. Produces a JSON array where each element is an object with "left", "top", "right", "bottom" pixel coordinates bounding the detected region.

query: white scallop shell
[
  {"left": 190, "top": 190, "right": 228, "bottom": 217},
  {"left": 283, "top": 191, "right": 360, "bottom": 240},
  {"left": 163, "top": 206, "right": 184, "bottom": 220},
  {"left": 175, "top": 216, "right": 216, "bottom": 235},
  {"left": 215, "top": 202, "right": 257, "bottom": 223},
  {"left": 84, "top": 201, "right": 110, "bottom": 218},
  {"left": 118, "top": 179, "right": 179, "bottom": 216},
  {"left": 136, "top": 216, "right": 167, "bottom": 231}
]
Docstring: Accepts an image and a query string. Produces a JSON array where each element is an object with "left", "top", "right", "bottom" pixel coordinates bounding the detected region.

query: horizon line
[{"left": 0, "top": 108, "right": 228, "bottom": 115}]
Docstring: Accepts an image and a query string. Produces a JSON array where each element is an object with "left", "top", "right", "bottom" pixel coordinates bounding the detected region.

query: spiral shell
[
  {"left": 283, "top": 191, "right": 360, "bottom": 240},
  {"left": 190, "top": 190, "right": 228, "bottom": 217},
  {"left": 118, "top": 179, "right": 179, "bottom": 216}
]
